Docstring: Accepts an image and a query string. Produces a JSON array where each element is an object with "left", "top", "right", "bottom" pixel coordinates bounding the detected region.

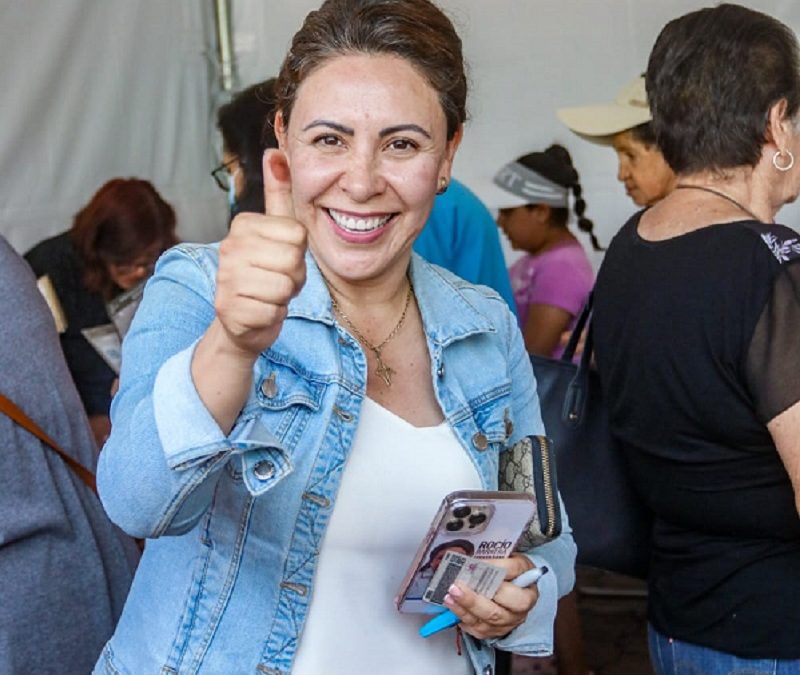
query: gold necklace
[{"left": 327, "top": 279, "right": 414, "bottom": 387}]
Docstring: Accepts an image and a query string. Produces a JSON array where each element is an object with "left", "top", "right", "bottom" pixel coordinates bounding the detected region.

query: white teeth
[{"left": 328, "top": 209, "right": 392, "bottom": 232}]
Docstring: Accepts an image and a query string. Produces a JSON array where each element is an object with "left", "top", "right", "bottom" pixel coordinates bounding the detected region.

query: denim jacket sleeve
[
  {"left": 97, "top": 244, "right": 291, "bottom": 538},
  {"left": 495, "top": 306, "right": 577, "bottom": 656}
]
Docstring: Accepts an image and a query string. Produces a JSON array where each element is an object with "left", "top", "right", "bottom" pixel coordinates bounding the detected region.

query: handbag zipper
[{"left": 537, "top": 437, "right": 557, "bottom": 537}]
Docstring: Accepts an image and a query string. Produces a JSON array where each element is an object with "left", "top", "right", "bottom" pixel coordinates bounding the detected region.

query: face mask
[
  {"left": 227, "top": 168, "right": 242, "bottom": 223},
  {"left": 228, "top": 167, "right": 239, "bottom": 208}
]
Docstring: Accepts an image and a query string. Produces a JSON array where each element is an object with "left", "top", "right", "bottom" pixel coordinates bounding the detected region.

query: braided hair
[{"left": 516, "top": 144, "right": 603, "bottom": 251}]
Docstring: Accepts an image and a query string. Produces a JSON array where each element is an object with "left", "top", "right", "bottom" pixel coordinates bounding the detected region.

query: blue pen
[{"left": 419, "top": 565, "right": 549, "bottom": 638}]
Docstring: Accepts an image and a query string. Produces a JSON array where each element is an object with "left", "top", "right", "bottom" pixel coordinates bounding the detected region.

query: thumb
[{"left": 262, "top": 148, "right": 295, "bottom": 218}]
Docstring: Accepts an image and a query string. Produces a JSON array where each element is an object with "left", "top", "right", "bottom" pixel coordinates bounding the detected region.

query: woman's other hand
[{"left": 443, "top": 553, "right": 540, "bottom": 640}]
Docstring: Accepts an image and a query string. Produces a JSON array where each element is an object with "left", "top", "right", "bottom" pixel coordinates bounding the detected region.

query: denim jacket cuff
[
  {"left": 488, "top": 552, "right": 558, "bottom": 656},
  {"left": 154, "top": 341, "right": 290, "bottom": 491}
]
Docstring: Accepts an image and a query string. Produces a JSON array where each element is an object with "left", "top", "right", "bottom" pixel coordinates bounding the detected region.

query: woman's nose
[
  {"left": 616, "top": 159, "right": 628, "bottom": 182},
  {"left": 338, "top": 152, "right": 386, "bottom": 201}
]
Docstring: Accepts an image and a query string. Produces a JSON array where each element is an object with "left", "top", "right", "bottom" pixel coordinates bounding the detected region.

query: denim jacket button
[
  {"left": 472, "top": 432, "right": 489, "bottom": 450},
  {"left": 260, "top": 373, "right": 277, "bottom": 399},
  {"left": 436, "top": 362, "right": 445, "bottom": 378},
  {"left": 483, "top": 667, "right": 493, "bottom": 675},
  {"left": 254, "top": 460, "right": 275, "bottom": 480},
  {"left": 333, "top": 405, "right": 353, "bottom": 422}
]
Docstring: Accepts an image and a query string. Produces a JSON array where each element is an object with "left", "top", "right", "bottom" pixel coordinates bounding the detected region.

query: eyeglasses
[{"left": 211, "top": 158, "right": 238, "bottom": 191}]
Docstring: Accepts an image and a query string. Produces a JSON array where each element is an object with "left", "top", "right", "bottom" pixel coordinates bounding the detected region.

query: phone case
[{"left": 394, "top": 490, "right": 536, "bottom": 613}]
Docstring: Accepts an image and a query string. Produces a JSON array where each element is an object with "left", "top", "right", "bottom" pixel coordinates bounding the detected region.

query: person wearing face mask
[
  {"left": 214, "top": 78, "right": 279, "bottom": 221},
  {"left": 558, "top": 76, "right": 676, "bottom": 208},
  {"left": 25, "top": 178, "right": 178, "bottom": 447}
]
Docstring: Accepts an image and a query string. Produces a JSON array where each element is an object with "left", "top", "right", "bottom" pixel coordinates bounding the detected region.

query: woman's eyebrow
[
  {"left": 302, "top": 120, "right": 354, "bottom": 135},
  {"left": 379, "top": 124, "right": 431, "bottom": 139},
  {"left": 301, "top": 120, "right": 431, "bottom": 139}
]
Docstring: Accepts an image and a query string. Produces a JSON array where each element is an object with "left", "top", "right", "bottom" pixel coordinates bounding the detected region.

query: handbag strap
[
  {"left": 0, "top": 393, "right": 98, "bottom": 494},
  {"left": 562, "top": 294, "right": 596, "bottom": 429},
  {"left": 561, "top": 292, "right": 594, "bottom": 362}
]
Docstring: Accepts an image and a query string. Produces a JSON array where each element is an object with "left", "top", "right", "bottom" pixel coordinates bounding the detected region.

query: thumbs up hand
[{"left": 214, "top": 149, "right": 308, "bottom": 359}]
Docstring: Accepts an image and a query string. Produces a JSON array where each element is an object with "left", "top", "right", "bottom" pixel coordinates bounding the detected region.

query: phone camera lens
[
  {"left": 446, "top": 519, "right": 464, "bottom": 531},
  {"left": 452, "top": 506, "right": 471, "bottom": 519},
  {"left": 468, "top": 512, "right": 487, "bottom": 528}
]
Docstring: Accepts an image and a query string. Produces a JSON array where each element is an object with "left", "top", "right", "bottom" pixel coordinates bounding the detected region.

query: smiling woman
[{"left": 93, "top": 1, "right": 576, "bottom": 674}]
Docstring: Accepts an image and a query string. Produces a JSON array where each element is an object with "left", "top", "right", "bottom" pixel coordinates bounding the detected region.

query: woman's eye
[
  {"left": 314, "top": 134, "right": 343, "bottom": 148},
  {"left": 387, "top": 138, "right": 419, "bottom": 152}
]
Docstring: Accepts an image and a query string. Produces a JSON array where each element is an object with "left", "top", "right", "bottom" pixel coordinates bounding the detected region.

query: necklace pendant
[{"left": 375, "top": 358, "right": 394, "bottom": 387}]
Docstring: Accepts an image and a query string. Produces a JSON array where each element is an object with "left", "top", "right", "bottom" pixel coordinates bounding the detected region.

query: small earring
[
  {"left": 436, "top": 177, "right": 449, "bottom": 195},
  {"left": 773, "top": 149, "right": 795, "bottom": 172}
]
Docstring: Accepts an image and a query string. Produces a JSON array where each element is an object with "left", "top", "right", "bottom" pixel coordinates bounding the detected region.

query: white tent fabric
[
  {"left": 1, "top": 0, "right": 227, "bottom": 254},
  {"left": 2, "top": 1, "right": 800, "bottom": 263}
]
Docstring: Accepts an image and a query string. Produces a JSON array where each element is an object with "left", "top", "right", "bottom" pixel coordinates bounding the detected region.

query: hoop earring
[
  {"left": 773, "top": 149, "right": 795, "bottom": 172},
  {"left": 436, "top": 177, "right": 449, "bottom": 195}
]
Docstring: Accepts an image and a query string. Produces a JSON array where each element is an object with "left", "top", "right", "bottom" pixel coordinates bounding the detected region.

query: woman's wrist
[
  {"left": 191, "top": 319, "right": 259, "bottom": 434},
  {"left": 199, "top": 318, "right": 262, "bottom": 372}
]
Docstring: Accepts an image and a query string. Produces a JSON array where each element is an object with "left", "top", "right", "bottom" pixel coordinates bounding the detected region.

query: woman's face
[
  {"left": 277, "top": 53, "right": 460, "bottom": 284},
  {"left": 107, "top": 241, "right": 168, "bottom": 291},
  {"left": 612, "top": 130, "right": 675, "bottom": 207},
  {"left": 497, "top": 205, "right": 548, "bottom": 253}
]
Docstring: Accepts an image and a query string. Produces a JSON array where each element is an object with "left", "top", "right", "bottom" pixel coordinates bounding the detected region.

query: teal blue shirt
[{"left": 415, "top": 178, "right": 517, "bottom": 315}]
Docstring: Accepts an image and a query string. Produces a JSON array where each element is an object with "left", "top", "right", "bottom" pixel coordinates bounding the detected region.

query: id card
[{"left": 423, "top": 550, "right": 506, "bottom": 606}]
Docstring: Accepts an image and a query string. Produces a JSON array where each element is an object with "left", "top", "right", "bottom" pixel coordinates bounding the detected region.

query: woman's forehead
[{"left": 290, "top": 53, "right": 446, "bottom": 130}]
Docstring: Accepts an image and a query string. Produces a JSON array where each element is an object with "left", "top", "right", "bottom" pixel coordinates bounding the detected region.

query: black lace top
[{"left": 593, "top": 212, "right": 800, "bottom": 658}]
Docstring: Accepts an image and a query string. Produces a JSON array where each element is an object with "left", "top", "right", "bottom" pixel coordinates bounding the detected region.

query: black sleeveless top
[{"left": 593, "top": 212, "right": 800, "bottom": 658}]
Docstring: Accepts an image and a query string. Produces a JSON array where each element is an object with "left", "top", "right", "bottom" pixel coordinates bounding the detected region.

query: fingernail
[
  {"left": 448, "top": 584, "right": 463, "bottom": 599},
  {"left": 444, "top": 594, "right": 454, "bottom": 606}
]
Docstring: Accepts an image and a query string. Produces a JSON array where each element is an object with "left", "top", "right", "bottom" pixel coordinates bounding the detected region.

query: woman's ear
[
  {"left": 439, "top": 124, "right": 464, "bottom": 183},
  {"left": 766, "top": 98, "right": 791, "bottom": 149}
]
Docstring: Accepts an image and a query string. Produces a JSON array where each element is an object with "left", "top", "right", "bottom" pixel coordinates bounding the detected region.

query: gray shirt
[{"left": 0, "top": 235, "right": 139, "bottom": 673}]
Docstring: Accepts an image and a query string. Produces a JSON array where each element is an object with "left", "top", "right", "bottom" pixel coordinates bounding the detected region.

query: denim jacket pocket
[
  {"left": 239, "top": 359, "right": 327, "bottom": 496},
  {"left": 453, "top": 385, "right": 512, "bottom": 488}
]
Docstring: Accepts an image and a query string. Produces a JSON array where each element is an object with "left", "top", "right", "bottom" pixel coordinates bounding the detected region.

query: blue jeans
[{"left": 649, "top": 625, "right": 800, "bottom": 675}]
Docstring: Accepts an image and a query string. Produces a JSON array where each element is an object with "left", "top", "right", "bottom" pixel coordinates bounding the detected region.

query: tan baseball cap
[{"left": 557, "top": 76, "right": 651, "bottom": 143}]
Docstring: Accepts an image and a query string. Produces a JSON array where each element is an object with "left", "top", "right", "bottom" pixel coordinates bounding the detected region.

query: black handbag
[{"left": 530, "top": 294, "right": 651, "bottom": 578}]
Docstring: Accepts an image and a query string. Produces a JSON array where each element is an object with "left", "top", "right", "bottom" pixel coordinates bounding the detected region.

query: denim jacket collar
[{"left": 288, "top": 251, "right": 496, "bottom": 347}]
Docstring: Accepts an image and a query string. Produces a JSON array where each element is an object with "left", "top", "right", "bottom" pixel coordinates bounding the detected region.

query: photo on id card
[{"left": 394, "top": 490, "right": 536, "bottom": 613}]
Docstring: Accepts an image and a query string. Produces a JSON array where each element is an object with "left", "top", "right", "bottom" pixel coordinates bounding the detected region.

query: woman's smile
[{"left": 325, "top": 207, "right": 398, "bottom": 244}]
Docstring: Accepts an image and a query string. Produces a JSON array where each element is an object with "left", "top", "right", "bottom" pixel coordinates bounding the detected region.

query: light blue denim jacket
[{"left": 95, "top": 244, "right": 576, "bottom": 675}]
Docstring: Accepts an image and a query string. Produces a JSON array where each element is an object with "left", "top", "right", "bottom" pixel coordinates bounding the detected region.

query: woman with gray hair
[{"left": 592, "top": 4, "right": 800, "bottom": 674}]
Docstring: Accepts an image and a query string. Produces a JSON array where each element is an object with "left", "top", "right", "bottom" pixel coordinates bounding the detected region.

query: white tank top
[{"left": 292, "top": 397, "right": 481, "bottom": 674}]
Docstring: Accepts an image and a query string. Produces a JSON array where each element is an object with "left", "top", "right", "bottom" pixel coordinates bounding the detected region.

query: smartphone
[{"left": 395, "top": 490, "right": 536, "bottom": 613}]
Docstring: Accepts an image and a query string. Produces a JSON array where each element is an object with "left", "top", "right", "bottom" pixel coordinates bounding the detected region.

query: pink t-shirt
[{"left": 509, "top": 241, "right": 594, "bottom": 356}]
